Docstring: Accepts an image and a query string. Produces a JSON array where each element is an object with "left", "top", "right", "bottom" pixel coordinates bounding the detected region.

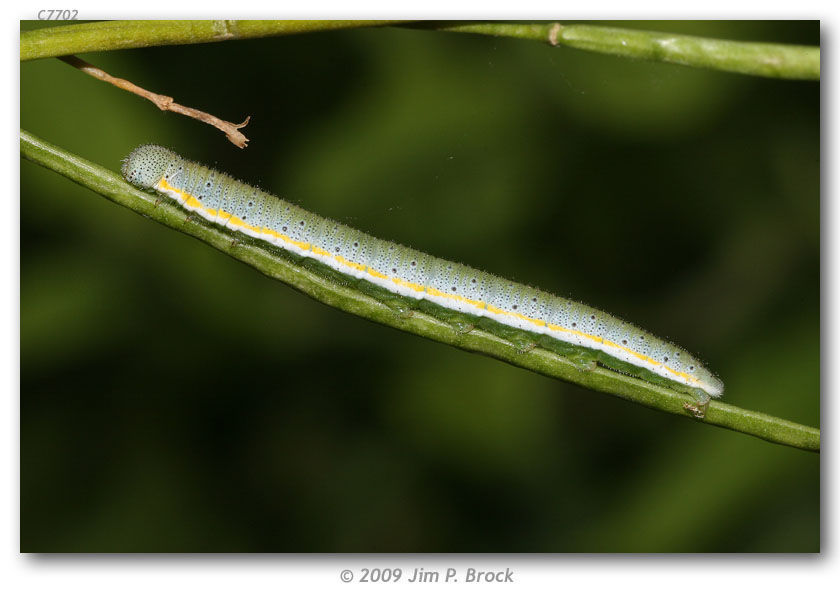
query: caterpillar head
[{"left": 122, "top": 145, "right": 179, "bottom": 190}]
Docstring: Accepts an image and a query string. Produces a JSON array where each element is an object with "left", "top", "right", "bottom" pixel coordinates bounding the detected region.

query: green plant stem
[
  {"left": 416, "top": 22, "right": 820, "bottom": 80},
  {"left": 20, "top": 129, "right": 820, "bottom": 452},
  {"left": 21, "top": 20, "right": 819, "bottom": 80},
  {"left": 20, "top": 20, "right": 411, "bottom": 61}
]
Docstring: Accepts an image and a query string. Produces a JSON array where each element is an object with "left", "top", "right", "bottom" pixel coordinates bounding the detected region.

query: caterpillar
[{"left": 122, "top": 145, "right": 723, "bottom": 406}]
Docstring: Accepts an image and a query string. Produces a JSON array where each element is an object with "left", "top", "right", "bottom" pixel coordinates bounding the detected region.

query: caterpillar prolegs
[{"left": 122, "top": 145, "right": 724, "bottom": 409}]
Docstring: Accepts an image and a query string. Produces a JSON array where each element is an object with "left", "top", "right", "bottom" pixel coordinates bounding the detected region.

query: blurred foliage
[{"left": 20, "top": 21, "right": 819, "bottom": 552}]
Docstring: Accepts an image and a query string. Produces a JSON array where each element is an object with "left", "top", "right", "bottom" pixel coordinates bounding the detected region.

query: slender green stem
[
  {"left": 20, "top": 129, "right": 820, "bottom": 452},
  {"left": 416, "top": 22, "right": 820, "bottom": 80},
  {"left": 21, "top": 20, "right": 819, "bottom": 80},
  {"left": 20, "top": 20, "right": 412, "bottom": 61}
]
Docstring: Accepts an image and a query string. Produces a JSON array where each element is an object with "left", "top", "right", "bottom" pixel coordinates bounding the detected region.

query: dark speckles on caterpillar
[{"left": 122, "top": 145, "right": 724, "bottom": 398}]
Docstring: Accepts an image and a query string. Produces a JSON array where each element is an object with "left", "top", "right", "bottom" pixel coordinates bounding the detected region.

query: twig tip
[{"left": 548, "top": 23, "right": 562, "bottom": 47}]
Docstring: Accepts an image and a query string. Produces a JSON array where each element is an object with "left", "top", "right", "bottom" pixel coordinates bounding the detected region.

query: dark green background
[{"left": 21, "top": 21, "right": 819, "bottom": 552}]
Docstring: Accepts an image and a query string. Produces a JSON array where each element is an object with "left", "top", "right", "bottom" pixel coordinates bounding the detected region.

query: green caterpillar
[{"left": 122, "top": 145, "right": 723, "bottom": 407}]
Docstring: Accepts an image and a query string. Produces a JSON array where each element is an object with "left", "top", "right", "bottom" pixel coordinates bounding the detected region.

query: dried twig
[{"left": 58, "top": 55, "right": 251, "bottom": 148}]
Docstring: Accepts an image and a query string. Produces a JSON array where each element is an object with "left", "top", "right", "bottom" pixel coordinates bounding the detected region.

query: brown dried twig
[{"left": 58, "top": 55, "right": 251, "bottom": 148}]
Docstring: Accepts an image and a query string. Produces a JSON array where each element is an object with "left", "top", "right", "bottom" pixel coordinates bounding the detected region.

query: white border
[{"left": 8, "top": 4, "right": 831, "bottom": 600}]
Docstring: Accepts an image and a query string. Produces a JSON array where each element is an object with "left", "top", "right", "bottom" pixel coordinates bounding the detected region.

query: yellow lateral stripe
[
  {"left": 390, "top": 277, "right": 425, "bottom": 293},
  {"left": 333, "top": 254, "right": 366, "bottom": 272},
  {"left": 425, "top": 286, "right": 486, "bottom": 309},
  {"left": 157, "top": 176, "right": 699, "bottom": 386},
  {"left": 228, "top": 215, "right": 264, "bottom": 235}
]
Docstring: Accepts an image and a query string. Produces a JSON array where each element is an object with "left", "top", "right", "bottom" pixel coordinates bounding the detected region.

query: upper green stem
[
  {"left": 21, "top": 20, "right": 819, "bottom": 80},
  {"left": 19, "top": 20, "right": 412, "bottom": 61},
  {"left": 421, "top": 22, "right": 820, "bottom": 80},
  {"left": 20, "top": 129, "right": 820, "bottom": 452}
]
